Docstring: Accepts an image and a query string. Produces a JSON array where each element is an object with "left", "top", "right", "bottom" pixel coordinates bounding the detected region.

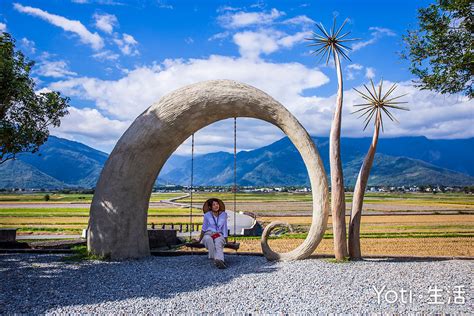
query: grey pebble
[{"left": 0, "top": 254, "right": 472, "bottom": 314}]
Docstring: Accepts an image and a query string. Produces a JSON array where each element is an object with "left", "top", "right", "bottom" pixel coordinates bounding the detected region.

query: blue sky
[{"left": 1, "top": 0, "right": 472, "bottom": 154}]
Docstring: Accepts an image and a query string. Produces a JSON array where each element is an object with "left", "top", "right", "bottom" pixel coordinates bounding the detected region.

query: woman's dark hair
[{"left": 207, "top": 198, "right": 219, "bottom": 209}]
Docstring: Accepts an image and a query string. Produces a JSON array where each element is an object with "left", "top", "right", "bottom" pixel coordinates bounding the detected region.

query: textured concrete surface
[{"left": 87, "top": 80, "right": 329, "bottom": 260}]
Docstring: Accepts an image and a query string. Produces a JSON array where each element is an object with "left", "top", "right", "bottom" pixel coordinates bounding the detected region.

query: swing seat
[{"left": 185, "top": 241, "right": 240, "bottom": 250}]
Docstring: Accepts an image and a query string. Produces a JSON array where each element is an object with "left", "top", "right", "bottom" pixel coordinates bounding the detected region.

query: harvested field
[{"left": 183, "top": 237, "right": 474, "bottom": 257}]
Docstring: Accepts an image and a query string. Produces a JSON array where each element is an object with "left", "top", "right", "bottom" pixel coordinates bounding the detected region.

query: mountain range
[{"left": 1, "top": 135, "right": 473, "bottom": 189}]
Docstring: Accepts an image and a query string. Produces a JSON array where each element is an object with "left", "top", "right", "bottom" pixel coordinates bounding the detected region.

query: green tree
[
  {"left": 402, "top": 0, "right": 473, "bottom": 98},
  {"left": 0, "top": 32, "right": 69, "bottom": 164}
]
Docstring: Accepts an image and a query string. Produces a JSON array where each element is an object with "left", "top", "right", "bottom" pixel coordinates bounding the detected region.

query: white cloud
[
  {"left": 278, "top": 30, "right": 311, "bottom": 47},
  {"left": 184, "top": 37, "right": 194, "bottom": 44},
  {"left": 48, "top": 51, "right": 473, "bottom": 154},
  {"left": 233, "top": 31, "right": 280, "bottom": 59},
  {"left": 52, "top": 106, "right": 129, "bottom": 151},
  {"left": 351, "top": 37, "right": 376, "bottom": 52},
  {"left": 348, "top": 64, "right": 363, "bottom": 70},
  {"left": 233, "top": 29, "right": 310, "bottom": 59},
  {"left": 21, "top": 37, "right": 36, "bottom": 54},
  {"left": 113, "top": 33, "right": 139, "bottom": 56},
  {"left": 93, "top": 13, "right": 118, "bottom": 34},
  {"left": 365, "top": 67, "right": 375, "bottom": 79},
  {"left": 300, "top": 80, "right": 474, "bottom": 141},
  {"left": 0, "top": 22, "right": 6, "bottom": 32},
  {"left": 92, "top": 50, "right": 119, "bottom": 61},
  {"left": 282, "top": 15, "right": 315, "bottom": 26},
  {"left": 208, "top": 31, "right": 230, "bottom": 41},
  {"left": 346, "top": 63, "right": 364, "bottom": 80},
  {"left": 35, "top": 57, "right": 77, "bottom": 78},
  {"left": 369, "top": 27, "right": 396, "bottom": 37},
  {"left": 49, "top": 55, "right": 330, "bottom": 144},
  {"left": 219, "top": 8, "right": 285, "bottom": 29},
  {"left": 50, "top": 56, "right": 329, "bottom": 154},
  {"left": 352, "top": 26, "right": 396, "bottom": 52},
  {"left": 13, "top": 3, "right": 104, "bottom": 50}
]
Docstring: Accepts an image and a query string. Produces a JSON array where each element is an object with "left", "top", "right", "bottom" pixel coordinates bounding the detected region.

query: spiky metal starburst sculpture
[
  {"left": 348, "top": 81, "right": 409, "bottom": 259},
  {"left": 353, "top": 80, "right": 409, "bottom": 131},
  {"left": 306, "top": 17, "right": 358, "bottom": 64},
  {"left": 306, "top": 17, "right": 359, "bottom": 260}
]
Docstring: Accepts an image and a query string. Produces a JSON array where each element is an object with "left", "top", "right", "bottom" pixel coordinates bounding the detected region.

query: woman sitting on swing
[{"left": 197, "top": 198, "right": 228, "bottom": 269}]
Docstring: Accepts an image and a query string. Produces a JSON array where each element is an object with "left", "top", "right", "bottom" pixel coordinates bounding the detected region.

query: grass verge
[{"left": 63, "top": 245, "right": 109, "bottom": 262}]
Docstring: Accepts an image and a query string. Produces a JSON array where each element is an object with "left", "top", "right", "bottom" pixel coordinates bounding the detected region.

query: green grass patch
[{"left": 63, "top": 245, "right": 109, "bottom": 262}]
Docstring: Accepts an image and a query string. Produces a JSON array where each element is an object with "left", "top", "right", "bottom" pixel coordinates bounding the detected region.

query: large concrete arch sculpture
[{"left": 87, "top": 80, "right": 329, "bottom": 260}]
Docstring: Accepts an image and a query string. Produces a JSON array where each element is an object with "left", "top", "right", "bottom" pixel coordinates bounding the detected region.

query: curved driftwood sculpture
[{"left": 87, "top": 79, "right": 329, "bottom": 260}]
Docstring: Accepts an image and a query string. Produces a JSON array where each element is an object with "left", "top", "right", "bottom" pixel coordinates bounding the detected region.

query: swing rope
[
  {"left": 188, "top": 133, "right": 194, "bottom": 242},
  {"left": 233, "top": 117, "right": 237, "bottom": 243},
  {"left": 185, "top": 119, "right": 240, "bottom": 250}
]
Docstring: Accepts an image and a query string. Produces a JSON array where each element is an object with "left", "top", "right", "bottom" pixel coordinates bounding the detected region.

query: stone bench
[
  {"left": 148, "top": 229, "right": 182, "bottom": 249},
  {"left": 82, "top": 228, "right": 182, "bottom": 249}
]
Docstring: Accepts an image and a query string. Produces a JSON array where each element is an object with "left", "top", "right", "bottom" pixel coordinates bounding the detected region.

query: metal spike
[
  {"left": 334, "top": 18, "right": 349, "bottom": 37},
  {"left": 363, "top": 109, "right": 376, "bottom": 130}
]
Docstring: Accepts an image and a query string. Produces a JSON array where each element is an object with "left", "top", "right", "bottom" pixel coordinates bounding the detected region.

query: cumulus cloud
[
  {"left": 13, "top": 3, "right": 104, "bottom": 50},
  {"left": 233, "top": 31, "right": 280, "bottom": 59},
  {"left": 52, "top": 106, "right": 130, "bottom": 151},
  {"left": 0, "top": 22, "right": 6, "bottom": 32},
  {"left": 113, "top": 33, "right": 139, "bottom": 55},
  {"left": 219, "top": 8, "right": 285, "bottom": 29},
  {"left": 93, "top": 12, "right": 118, "bottom": 34},
  {"left": 46, "top": 47, "right": 472, "bottom": 154},
  {"left": 352, "top": 26, "right": 396, "bottom": 52},
  {"left": 302, "top": 80, "right": 474, "bottom": 141},
  {"left": 233, "top": 29, "right": 310, "bottom": 59},
  {"left": 48, "top": 54, "right": 330, "bottom": 152}
]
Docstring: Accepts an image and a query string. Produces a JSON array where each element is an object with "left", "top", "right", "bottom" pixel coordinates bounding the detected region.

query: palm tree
[
  {"left": 306, "top": 18, "right": 357, "bottom": 260},
  {"left": 348, "top": 79, "right": 409, "bottom": 259}
]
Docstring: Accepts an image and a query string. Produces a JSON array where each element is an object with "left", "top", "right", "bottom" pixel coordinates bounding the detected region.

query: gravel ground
[{"left": 0, "top": 253, "right": 472, "bottom": 314}]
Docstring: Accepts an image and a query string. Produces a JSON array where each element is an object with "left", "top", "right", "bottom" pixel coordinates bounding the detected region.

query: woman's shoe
[{"left": 214, "top": 259, "right": 227, "bottom": 269}]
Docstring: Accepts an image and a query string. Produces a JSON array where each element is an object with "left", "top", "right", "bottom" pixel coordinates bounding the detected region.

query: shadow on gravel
[{"left": 1, "top": 253, "right": 278, "bottom": 314}]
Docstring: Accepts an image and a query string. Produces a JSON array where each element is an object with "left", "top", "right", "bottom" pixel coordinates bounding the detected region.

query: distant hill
[
  {"left": 160, "top": 136, "right": 474, "bottom": 187},
  {"left": 0, "top": 136, "right": 107, "bottom": 189},
  {"left": 1, "top": 135, "right": 473, "bottom": 189}
]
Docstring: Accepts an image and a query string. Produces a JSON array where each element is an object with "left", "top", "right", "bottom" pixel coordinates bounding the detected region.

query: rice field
[{"left": 1, "top": 192, "right": 473, "bottom": 256}]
